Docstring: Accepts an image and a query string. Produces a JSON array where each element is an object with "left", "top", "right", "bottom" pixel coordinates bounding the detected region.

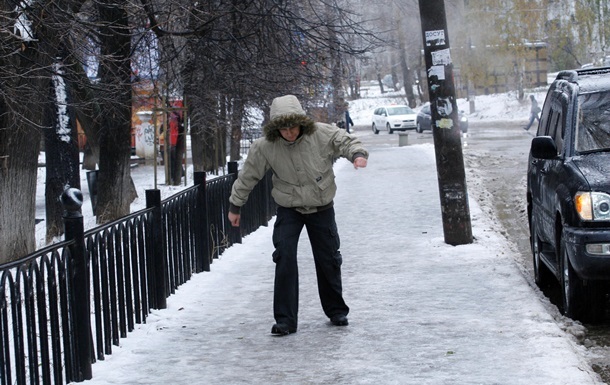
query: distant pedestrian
[
  {"left": 344, "top": 103, "right": 354, "bottom": 133},
  {"left": 227, "top": 94, "right": 368, "bottom": 336},
  {"left": 524, "top": 95, "right": 541, "bottom": 131}
]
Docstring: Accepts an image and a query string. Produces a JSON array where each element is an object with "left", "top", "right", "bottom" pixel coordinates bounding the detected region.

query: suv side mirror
[{"left": 530, "top": 136, "right": 558, "bottom": 159}]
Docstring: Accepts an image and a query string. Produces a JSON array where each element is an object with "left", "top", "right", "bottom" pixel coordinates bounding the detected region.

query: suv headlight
[{"left": 575, "top": 191, "right": 610, "bottom": 221}]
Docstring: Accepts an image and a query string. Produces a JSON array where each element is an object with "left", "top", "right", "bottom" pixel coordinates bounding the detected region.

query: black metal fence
[
  {"left": 240, "top": 129, "right": 263, "bottom": 155},
  {"left": 0, "top": 163, "right": 275, "bottom": 384}
]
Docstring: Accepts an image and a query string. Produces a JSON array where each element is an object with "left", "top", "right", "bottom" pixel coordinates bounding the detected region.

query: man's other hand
[{"left": 228, "top": 212, "right": 241, "bottom": 227}]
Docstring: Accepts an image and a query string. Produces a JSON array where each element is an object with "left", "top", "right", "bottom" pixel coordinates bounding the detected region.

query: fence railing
[{"left": 0, "top": 162, "right": 275, "bottom": 384}]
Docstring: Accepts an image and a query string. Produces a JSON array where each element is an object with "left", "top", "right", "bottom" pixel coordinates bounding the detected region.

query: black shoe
[
  {"left": 330, "top": 315, "right": 349, "bottom": 326},
  {"left": 522, "top": 127, "right": 529, "bottom": 131},
  {"left": 271, "top": 323, "right": 296, "bottom": 336}
]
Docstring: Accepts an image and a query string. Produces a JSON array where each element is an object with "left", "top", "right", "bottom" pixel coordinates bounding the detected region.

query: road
[{"left": 351, "top": 121, "right": 610, "bottom": 383}]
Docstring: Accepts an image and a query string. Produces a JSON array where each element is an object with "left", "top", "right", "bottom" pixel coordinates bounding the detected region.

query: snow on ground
[
  {"left": 77, "top": 130, "right": 604, "bottom": 385},
  {"left": 34, "top": 73, "right": 608, "bottom": 384}
]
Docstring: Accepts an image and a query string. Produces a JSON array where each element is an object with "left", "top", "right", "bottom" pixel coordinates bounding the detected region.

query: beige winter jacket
[{"left": 229, "top": 95, "right": 368, "bottom": 214}]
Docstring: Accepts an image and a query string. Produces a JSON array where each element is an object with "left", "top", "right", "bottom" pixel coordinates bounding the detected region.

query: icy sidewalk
[{"left": 80, "top": 143, "right": 603, "bottom": 385}]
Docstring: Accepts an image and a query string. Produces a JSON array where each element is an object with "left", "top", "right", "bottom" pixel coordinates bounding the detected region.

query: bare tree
[
  {"left": 178, "top": 0, "right": 381, "bottom": 169},
  {"left": 93, "top": 0, "right": 137, "bottom": 223},
  {"left": 44, "top": 61, "right": 81, "bottom": 242},
  {"left": 0, "top": 0, "right": 78, "bottom": 261},
  {"left": 0, "top": 0, "right": 383, "bottom": 261}
]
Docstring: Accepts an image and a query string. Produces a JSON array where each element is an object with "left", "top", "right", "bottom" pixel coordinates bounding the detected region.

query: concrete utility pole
[{"left": 418, "top": 0, "right": 472, "bottom": 245}]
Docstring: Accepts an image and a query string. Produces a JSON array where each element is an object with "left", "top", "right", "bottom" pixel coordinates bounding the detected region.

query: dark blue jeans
[
  {"left": 272, "top": 206, "right": 349, "bottom": 329},
  {"left": 525, "top": 112, "right": 540, "bottom": 130}
]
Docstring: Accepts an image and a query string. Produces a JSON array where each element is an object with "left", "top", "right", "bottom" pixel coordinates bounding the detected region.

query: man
[
  {"left": 228, "top": 94, "right": 368, "bottom": 336},
  {"left": 524, "top": 94, "right": 541, "bottom": 131},
  {"left": 344, "top": 104, "right": 354, "bottom": 134}
]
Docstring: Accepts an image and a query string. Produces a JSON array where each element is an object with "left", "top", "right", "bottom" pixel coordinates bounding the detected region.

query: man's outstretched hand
[{"left": 353, "top": 157, "right": 367, "bottom": 169}]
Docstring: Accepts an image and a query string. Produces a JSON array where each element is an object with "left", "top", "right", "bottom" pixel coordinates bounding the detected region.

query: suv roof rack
[
  {"left": 576, "top": 66, "right": 610, "bottom": 76},
  {"left": 555, "top": 67, "right": 610, "bottom": 83}
]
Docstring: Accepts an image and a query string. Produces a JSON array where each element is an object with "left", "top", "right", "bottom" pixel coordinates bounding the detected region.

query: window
[{"left": 575, "top": 91, "right": 610, "bottom": 153}]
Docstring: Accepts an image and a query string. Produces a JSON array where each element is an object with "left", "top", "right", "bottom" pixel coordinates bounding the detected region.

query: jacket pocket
[
  {"left": 329, "top": 221, "right": 341, "bottom": 266},
  {"left": 330, "top": 220, "right": 340, "bottom": 248},
  {"left": 317, "top": 172, "right": 335, "bottom": 191}
]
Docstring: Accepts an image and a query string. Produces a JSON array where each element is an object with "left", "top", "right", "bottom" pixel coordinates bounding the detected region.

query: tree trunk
[
  {"left": 189, "top": 107, "right": 206, "bottom": 173},
  {"left": 0, "top": 0, "right": 60, "bottom": 262},
  {"left": 0, "top": 108, "right": 41, "bottom": 262},
  {"left": 95, "top": 0, "right": 136, "bottom": 223},
  {"left": 169, "top": 112, "right": 185, "bottom": 186},
  {"left": 44, "top": 63, "right": 81, "bottom": 242},
  {"left": 229, "top": 97, "right": 244, "bottom": 162},
  {"left": 64, "top": 55, "right": 103, "bottom": 171},
  {"left": 398, "top": 30, "right": 416, "bottom": 108},
  {"left": 327, "top": 3, "right": 343, "bottom": 124},
  {"left": 215, "top": 98, "right": 230, "bottom": 170},
  {"left": 376, "top": 71, "right": 385, "bottom": 94},
  {"left": 391, "top": 62, "right": 400, "bottom": 92},
  {"left": 217, "top": 97, "right": 228, "bottom": 170},
  {"left": 329, "top": 42, "right": 343, "bottom": 123},
  {"left": 187, "top": 89, "right": 221, "bottom": 173}
]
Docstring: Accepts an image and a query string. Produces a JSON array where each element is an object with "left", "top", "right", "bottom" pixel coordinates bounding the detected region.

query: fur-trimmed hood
[{"left": 263, "top": 95, "right": 316, "bottom": 141}]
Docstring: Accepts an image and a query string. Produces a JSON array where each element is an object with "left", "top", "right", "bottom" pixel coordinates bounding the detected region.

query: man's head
[
  {"left": 263, "top": 95, "right": 316, "bottom": 142},
  {"left": 278, "top": 125, "right": 301, "bottom": 143}
]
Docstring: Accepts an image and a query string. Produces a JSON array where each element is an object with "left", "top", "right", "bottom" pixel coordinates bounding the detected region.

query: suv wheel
[
  {"left": 560, "top": 238, "right": 605, "bottom": 322},
  {"left": 416, "top": 122, "right": 423, "bottom": 133},
  {"left": 561, "top": 239, "right": 580, "bottom": 319},
  {"left": 372, "top": 123, "right": 379, "bottom": 134},
  {"left": 530, "top": 220, "right": 552, "bottom": 288},
  {"left": 386, "top": 123, "right": 393, "bottom": 134}
]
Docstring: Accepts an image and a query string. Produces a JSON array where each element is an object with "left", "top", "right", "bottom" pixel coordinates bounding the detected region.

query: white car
[{"left": 371, "top": 105, "right": 417, "bottom": 134}]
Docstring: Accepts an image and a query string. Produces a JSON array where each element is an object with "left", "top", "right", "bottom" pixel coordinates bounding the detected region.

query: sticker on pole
[
  {"left": 425, "top": 30, "right": 445, "bottom": 47},
  {"left": 428, "top": 65, "right": 445, "bottom": 80},
  {"left": 432, "top": 49, "right": 452, "bottom": 66},
  {"left": 436, "top": 118, "right": 454, "bottom": 129}
]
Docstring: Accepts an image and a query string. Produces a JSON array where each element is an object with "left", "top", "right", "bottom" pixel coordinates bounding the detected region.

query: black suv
[{"left": 527, "top": 67, "right": 610, "bottom": 322}]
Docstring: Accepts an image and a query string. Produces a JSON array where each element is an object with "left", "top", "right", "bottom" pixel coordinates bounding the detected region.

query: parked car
[
  {"left": 415, "top": 102, "right": 468, "bottom": 133},
  {"left": 527, "top": 66, "right": 610, "bottom": 323},
  {"left": 371, "top": 105, "right": 417, "bottom": 134}
]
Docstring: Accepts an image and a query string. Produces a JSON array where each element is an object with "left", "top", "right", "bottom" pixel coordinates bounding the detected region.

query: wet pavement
[{"left": 80, "top": 123, "right": 604, "bottom": 385}]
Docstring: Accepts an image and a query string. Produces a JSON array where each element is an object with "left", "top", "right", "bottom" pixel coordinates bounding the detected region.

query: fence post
[
  {"left": 194, "top": 172, "right": 210, "bottom": 272},
  {"left": 228, "top": 162, "right": 242, "bottom": 244},
  {"left": 146, "top": 190, "right": 167, "bottom": 309},
  {"left": 228, "top": 161, "right": 238, "bottom": 178},
  {"left": 61, "top": 188, "right": 92, "bottom": 381}
]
